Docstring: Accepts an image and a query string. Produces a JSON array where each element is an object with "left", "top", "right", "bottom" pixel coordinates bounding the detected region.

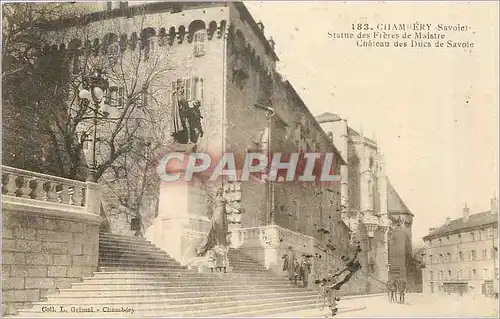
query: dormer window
[{"left": 193, "top": 30, "right": 206, "bottom": 57}]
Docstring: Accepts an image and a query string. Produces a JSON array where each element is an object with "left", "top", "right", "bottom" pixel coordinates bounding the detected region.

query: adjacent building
[
  {"left": 316, "top": 112, "right": 415, "bottom": 288},
  {"left": 423, "top": 199, "right": 499, "bottom": 296}
]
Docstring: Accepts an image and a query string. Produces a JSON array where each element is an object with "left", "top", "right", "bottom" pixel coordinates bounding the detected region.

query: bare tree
[{"left": 3, "top": 4, "right": 183, "bottom": 232}]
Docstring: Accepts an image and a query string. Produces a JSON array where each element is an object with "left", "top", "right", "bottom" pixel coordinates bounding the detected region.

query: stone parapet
[{"left": 1, "top": 166, "right": 103, "bottom": 315}]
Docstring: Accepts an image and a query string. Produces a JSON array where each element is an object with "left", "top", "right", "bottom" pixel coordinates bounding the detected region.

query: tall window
[
  {"left": 446, "top": 253, "right": 451, "bottom": 262},
  {"left": 459, "top": 251, "right": 464, "bottom": 261},
  {"left": 471, "top": 232, "right": 475, "bottom": 241},
  {"left": 429, "top": 271, "right": 434, "bottom": 280},
  {"left": 471, "top": 250, "right": 477, "bottom": 261},
  {"left": 106, "top": 86, "right": 125, "bottom": 109},
  {"left": 483, "top": 249, "right": 488, "bottom": 260},
  {"left": 439, "top": 254, "right": 443, "bottom": 263},
  {"left": 193, "top": 29, "right": 206, "bottom": 57},
  {"left": 472, "top": 269, "right": 477, "bottom": 278},
  {"left": 171, "top": 77, "right": 204, "bottom": 102},
  {"left": 429, "top": 255, "right": 433, "bottom": 264},
  {"left": 448, "top": 270, "right": 452, "bottom": 278}
]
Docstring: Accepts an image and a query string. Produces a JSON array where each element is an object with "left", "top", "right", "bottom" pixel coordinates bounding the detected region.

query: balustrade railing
[{"left": 2, "top": 166, "right": 87, "bottom": 207}]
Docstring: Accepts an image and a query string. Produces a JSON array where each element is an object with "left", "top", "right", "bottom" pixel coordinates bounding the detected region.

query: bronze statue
[{"left": 171, "top": 87, "right": 204, "bottom": 144}]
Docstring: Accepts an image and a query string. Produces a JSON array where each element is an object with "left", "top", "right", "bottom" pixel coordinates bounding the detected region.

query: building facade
[{"left": 423, "top": 199, "right": 499, "bottom": 296}]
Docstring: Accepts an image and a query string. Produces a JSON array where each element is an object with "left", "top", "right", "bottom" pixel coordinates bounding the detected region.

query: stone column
[{"left": 84, "top": 181, "right": 102, "bottom": 216}]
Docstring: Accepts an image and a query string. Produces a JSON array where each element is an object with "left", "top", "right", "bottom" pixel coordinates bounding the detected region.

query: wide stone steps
[
  {"left": 87, "top": 269, "right": 282, "bottom": 282},
  {"left": 20, "top": 294, "right": 321, "bottom": 317},
  {"left": 55, "top": 286, "right": 307, "bottom": 297},
  {"left": 11, "top": 233, "right": 354, "bottom": 317},
  {"left": 45, "top": 288, "right": 318, "bottom": 304}
]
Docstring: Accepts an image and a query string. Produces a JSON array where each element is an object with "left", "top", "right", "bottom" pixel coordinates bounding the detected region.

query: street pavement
[{"left": 265, "top": 293, "right": 499, "bottom": 318}]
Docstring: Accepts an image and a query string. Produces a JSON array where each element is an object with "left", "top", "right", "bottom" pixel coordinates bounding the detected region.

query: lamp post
[{"left": 78, "top": 69, "right": 109, "bottom": 183}]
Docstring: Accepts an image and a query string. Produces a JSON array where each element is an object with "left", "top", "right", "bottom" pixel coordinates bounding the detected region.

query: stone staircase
[{"left": 11, "top": 233, "right": 364, "bottom": 317}]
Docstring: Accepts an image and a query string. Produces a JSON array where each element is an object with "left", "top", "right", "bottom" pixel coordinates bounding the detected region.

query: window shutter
[
  {"left": 199, "top": 77, "right": 204, "bottom": 101},
  {"left": 105, "top": 88, "right": 111, "bottom": 105},
  {"left": 141, "top": 85, "right": 148, "bottom": 108},
  {"left": 171, "top": 80, "right": 178, "bottom": 131},
  {"left": 190, "top": 77, "right": 196, "bottom": 100},
  {"left": 117, "top": 87, "right": 124, "bottom": 109},
  {"left": 185, "top": 78, "right": 192, "bottom": 100}
]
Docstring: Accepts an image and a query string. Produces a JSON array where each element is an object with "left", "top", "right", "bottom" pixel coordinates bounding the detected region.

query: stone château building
[{"left": 40, "top": 1, "right": 391, "bottom": 293}]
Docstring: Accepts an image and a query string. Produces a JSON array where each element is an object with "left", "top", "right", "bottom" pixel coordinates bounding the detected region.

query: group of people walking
[
  {"left": 386, "top": 277, "right": 408, "bottom": 303},
  {"left": 282, "top": 244, "right": 363, "bottom": 317}
]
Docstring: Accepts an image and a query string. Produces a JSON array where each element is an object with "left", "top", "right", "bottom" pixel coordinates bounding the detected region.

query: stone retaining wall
[{"left": 1, "top": 166, "right": 102, "bottom": 315}]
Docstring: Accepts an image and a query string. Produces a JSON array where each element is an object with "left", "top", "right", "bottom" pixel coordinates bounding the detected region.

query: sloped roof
[
  {"left": 347, "top": 127, "right": 360, "bottom": 137},
  {"left": 423, "top": 210, "right": 498, "bottom": 240},
  {"left": 387, "top": 180, "right": 413, "bottom": 216},
  {"left": 315, "top": 112, "right": 342, "bottom": 124}
]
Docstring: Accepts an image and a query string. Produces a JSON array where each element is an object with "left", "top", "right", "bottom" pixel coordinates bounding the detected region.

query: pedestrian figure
[
  {"left": 396, "top": 277, "right": 407, "bottom": 304},
  {"left": 207, "top": 249, "right": 216, "bottom": 273},
  {"left": 299, "top": 254, "right": 312, "bottom": 288},
  {"left": 386, "top": 278, "right": 398, "bottom": 302},
  {"left": 213, "top": 245, "right": 228, "bottom": 273},
  {"left": 282, "top": 246, "right": 297, "bottom": 282}
]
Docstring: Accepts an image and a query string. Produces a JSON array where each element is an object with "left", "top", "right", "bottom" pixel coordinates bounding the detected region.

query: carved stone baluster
[
  {"left": 55, "top": 184, "right": 64, "bottom": 203},
  {"left": 15, "top": 176, "right": 32, "bottom": 198},
  {"left": 2, "top": 172, "right": 18, "bottom": 195},
  {"left": 29, "top": 178, "right": 43, "bottom": 200},
  {"left": 80, "top": 187, "right": 86, "bottom": 207},
  {"left": 59, "top": 184, "right": 71, "bottom": 205},
  {"left": 68, "top": 186, "right": 75, "bottom": 205},
  {"left": 72, "top": 186, "right": 83, "bottom": 206},
  {"left": 43, "top": 181, "right": 58, "bottom": 202}
]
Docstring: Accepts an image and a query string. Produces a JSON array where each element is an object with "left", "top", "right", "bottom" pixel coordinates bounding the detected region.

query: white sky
[{"left": 245, "top": 1, "right": 499, "bottom": 245}]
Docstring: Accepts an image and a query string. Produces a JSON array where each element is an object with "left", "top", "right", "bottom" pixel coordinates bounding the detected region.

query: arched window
[{"left": 140, "top": 27, "right": 156, "bottom": 61}]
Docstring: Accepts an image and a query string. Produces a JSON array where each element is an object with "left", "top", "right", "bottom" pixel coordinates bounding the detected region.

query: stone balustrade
[
  {"left": 2, "top": 166, "right": 87, "bottom": 207},
  {"left": 2, "top": 166, "right": 103, "bottom": 315}
]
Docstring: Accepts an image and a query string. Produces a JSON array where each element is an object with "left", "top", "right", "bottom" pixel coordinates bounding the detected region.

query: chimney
[
  {"left": 257, "top": 21, "right": 265, "bottom": 33},
  {"left": 463, "top": 203, "right": 470, "bottom": 222},
  {"left": 445, "top": 217, "right": 451, "bottom": 225},
  {"left": 429, "top": 227, "right": 436, "bottom": 232},
  {"left": 268, "top": 37, "right": 276, "bottom": 50},
  {"left": 491, "top": 197, "right": 498, "bottom": 214}
]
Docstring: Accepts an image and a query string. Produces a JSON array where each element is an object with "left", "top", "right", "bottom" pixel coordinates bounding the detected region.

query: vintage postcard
[{"left": 2, "top": 1, "right": 499, "bottom": 318}]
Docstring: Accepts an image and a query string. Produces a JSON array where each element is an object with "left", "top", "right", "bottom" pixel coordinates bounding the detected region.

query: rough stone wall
[{"left": 2, "top": 211, "right": 100, "bottom": 315}]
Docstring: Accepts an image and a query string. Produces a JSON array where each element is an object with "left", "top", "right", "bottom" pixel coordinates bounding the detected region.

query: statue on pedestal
[{"left": 196, "top": 187, "right": 229, "bottom": 272}]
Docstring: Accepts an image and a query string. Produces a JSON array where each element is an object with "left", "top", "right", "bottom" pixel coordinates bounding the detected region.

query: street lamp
[{"left": 78, "top": 69, "right": 110, "bottom": 182}]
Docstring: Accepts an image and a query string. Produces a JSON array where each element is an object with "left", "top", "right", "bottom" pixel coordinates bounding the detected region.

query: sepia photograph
[{"left": 1, "top": 1, "right": 499, "bottom": 318}]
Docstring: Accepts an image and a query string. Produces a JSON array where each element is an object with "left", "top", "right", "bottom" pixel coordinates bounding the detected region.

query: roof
[
  {"left": 39, "top": 2, "right": 280, "bottom": 62},
  {"left": 423, "top": 210, "right": 498, "bottom": 240},
  {"left": 387, "top": 180, "right": 413, "bottom": 215},
  {"left": 315, "top": 112, "right": 342, "bottom": 124}
]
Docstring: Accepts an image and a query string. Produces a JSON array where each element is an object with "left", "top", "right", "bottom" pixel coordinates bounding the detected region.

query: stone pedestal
[{"left": 145, "top": 176, "right": 210, "bottom": 266}]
